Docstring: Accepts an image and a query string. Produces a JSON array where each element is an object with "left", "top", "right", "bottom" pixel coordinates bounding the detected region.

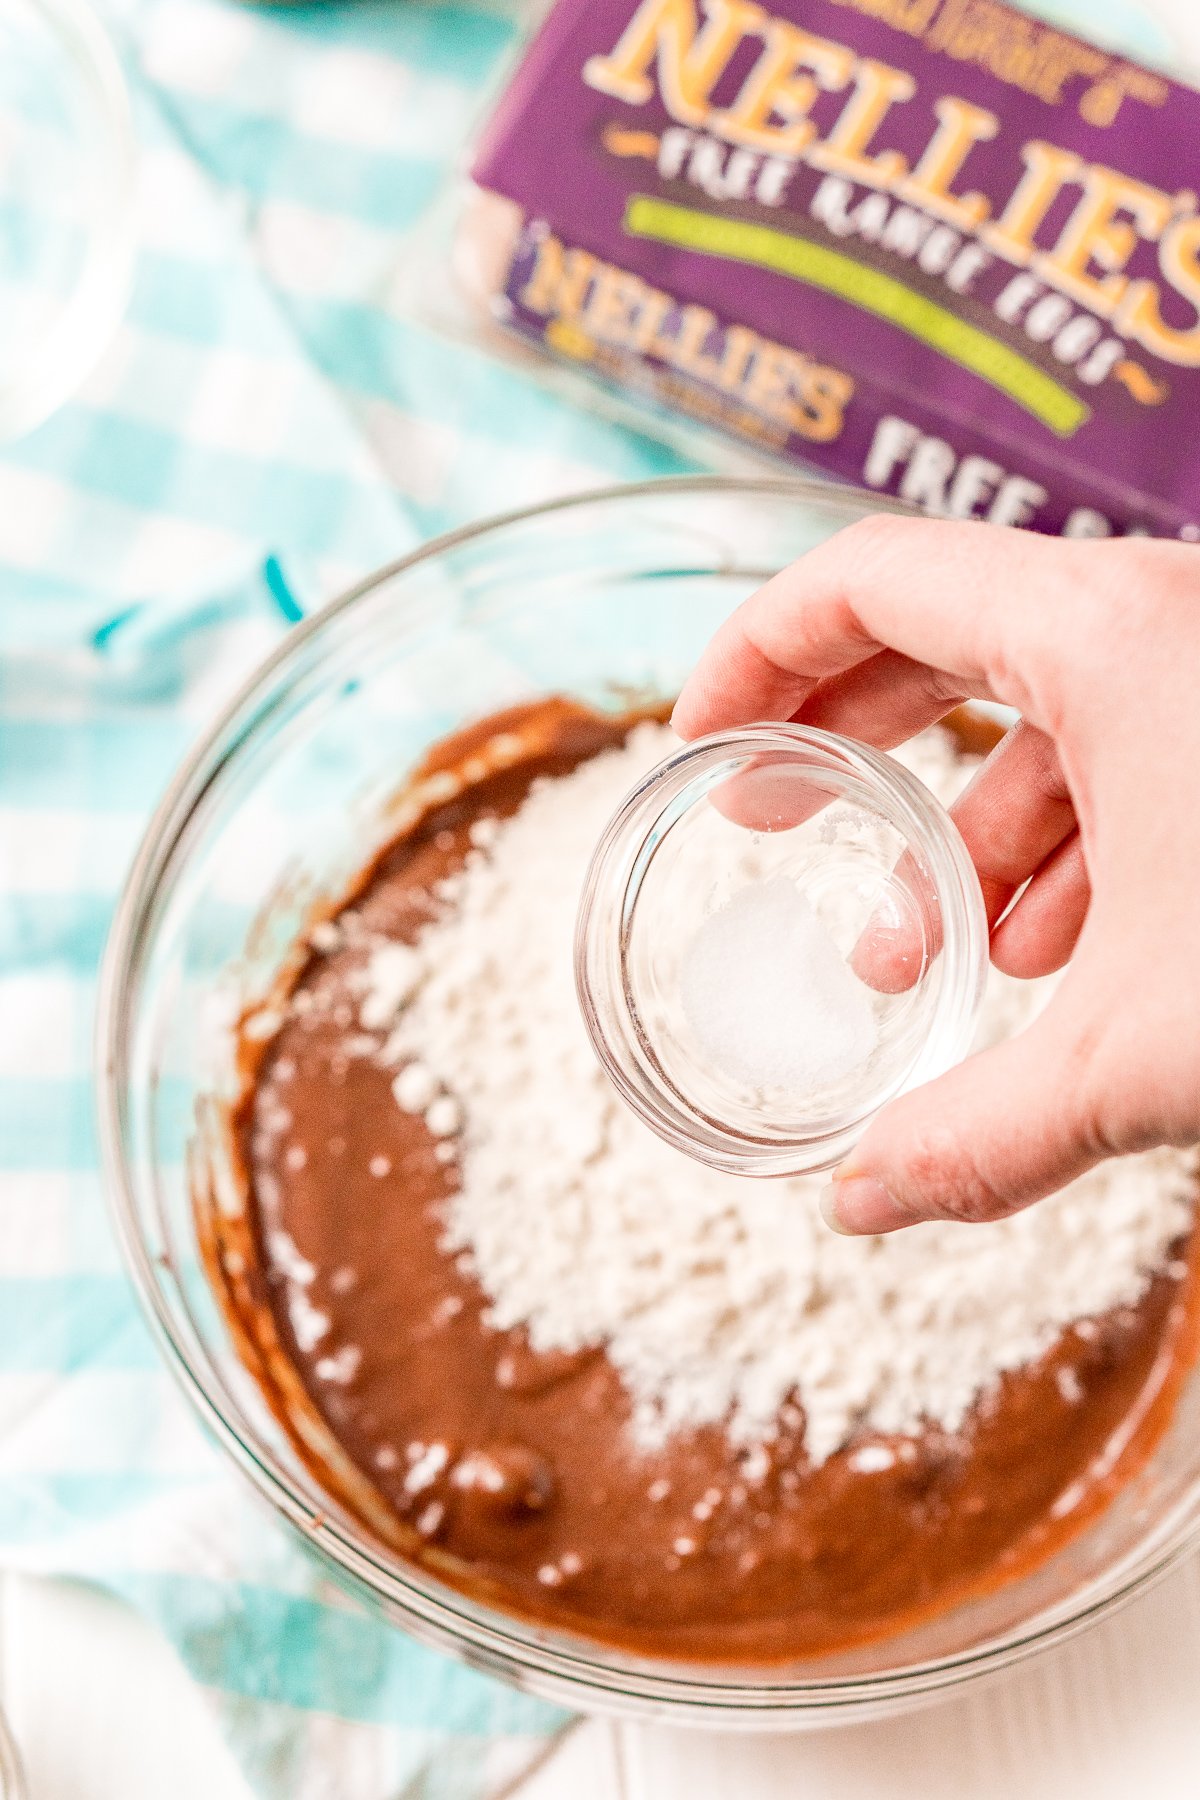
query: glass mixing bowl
[{"left": 98, "top": 476, "right": 1200, "bottom": 1727}]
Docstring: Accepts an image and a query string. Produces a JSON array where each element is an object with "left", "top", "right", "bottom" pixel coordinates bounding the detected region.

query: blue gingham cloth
[
  {"left": 0, "top": 0, "right": 1179, "bottom": 1792},
  {"left": 0, "top": 0, "right": 686, "bottom": 1791}
]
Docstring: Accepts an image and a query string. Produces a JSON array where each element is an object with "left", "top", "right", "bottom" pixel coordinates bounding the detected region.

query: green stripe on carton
[{"left": 624, "top": 197, "right": 1090, "bottom": 438}]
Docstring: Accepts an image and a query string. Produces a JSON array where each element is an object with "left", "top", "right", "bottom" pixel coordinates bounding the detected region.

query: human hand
[{"left": 672, "top": 517, "right": 1200, "bottom": 1232}]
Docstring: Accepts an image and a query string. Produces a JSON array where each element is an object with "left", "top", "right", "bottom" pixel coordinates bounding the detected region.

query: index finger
[{"left": 671, "top": 515, "right": 1076, "bottom": 740}]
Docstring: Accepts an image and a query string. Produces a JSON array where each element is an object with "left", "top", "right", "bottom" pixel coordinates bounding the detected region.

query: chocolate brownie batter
[{"left": 201, "top": 701, "right": 1200, "bottom": 1663}]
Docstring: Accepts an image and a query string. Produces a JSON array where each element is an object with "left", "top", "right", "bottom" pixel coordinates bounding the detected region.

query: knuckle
[
  {"left": 1101, "top": 535, "right": 1200, "bottom": 595},
  {"left": 1074, "top": 1090, "right": 1128, "bottom": 1162},
  {"left": 1071, "top": 1075, "right": 1160, "bottom": 1165},
  {"left": 1059, "top": 539, "right": 1196, "bottom": 671},
  {"left": 834, "top": 511, "right": 925, "bottom": 571},
  {"left": 975, "top": 536, "right": 1097, "bottom": 709},
  {"left": 898, "top": 1117, "right": 1014, "bottom": 1225},
  {"left": 1018, "top": 722, "right": 1071, "bottom": 810},
  {"left": 1068, "top": 1010, "right": 1187, "bottom": 1159},
  {"left": 915, "top": 661, "right": 964, "bottom": 712},
  {"left": 1060, "top": 1013, "right": 1118, "bottom": 1156},
  {"left": 1041, "top": 999, "right": 1170, "bottom": 1167}
]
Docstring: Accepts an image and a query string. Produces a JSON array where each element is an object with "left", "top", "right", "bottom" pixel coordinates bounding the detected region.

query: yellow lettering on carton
[
  {"left": 519, "top": 235, "right": 597, "bottom": 318},
  {"left": 715, "top": 20, "right": 855, "bottom": 154},
  {"left": 1037, "top": 168, "right": 1172, "bottom": 316},
  {"left": 896, "top": 96, "right": 999, "bottom": 229},
  {"left": 583, "top": 0, "right": 766, "bottom": 125},
  {"left": 809, "top": 58, "right": 915, "bottom": 184},
  {"left": 1117, "top": 213, "right": 1200, "bottom": 367},
  {"left": 981, "top": 141, "right": 1083, "bottom": 265}
]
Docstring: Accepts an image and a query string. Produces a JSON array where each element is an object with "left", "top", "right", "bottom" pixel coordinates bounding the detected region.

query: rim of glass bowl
[
  {"left": 96, "top": 476, "right": 1200, "bottom": 1723},
  {"left": 0, "top": 0, "right": 137, "bottom": 441},
  {"left": 575, "top": 721, "right": 989, "bottom": 1178},
  {"left": 0, "top": 1705, "right": 25, "bottom": 1800}
]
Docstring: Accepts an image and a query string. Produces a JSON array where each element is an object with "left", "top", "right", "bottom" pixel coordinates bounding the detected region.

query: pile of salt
[{"left": 679, "top": 876, "right": 878, "bottom": 1096}]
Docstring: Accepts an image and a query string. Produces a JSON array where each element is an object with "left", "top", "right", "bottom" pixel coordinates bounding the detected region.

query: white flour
[{"left": 357, "top": 720, "right": 1194, "bottom": 1464}]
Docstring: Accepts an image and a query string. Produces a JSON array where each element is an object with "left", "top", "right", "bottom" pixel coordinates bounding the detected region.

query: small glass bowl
[{"left": 577, "top": 723, "right": 988, "bottom": 1177}]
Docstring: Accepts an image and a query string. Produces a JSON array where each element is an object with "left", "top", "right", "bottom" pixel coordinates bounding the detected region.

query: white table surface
[{"left": 7, "top": 1550, "right": 1200, "bottom": 1799}]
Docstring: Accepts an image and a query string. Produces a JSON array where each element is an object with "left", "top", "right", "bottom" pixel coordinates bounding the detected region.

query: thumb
[{"left": 821, "top": 999, "right": 1109, "bottom": 1233}]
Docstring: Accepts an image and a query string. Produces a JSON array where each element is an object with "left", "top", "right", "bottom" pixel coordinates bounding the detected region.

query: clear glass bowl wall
[
  {"left": 0, "top": 1706, "right": 24, "bottom": 1800},
  {"left": 0, "top": 0, "right": 135, "bottom": 439},
  {"left": 99, "top": 477, "right": 1200, "bottom": 1727}
]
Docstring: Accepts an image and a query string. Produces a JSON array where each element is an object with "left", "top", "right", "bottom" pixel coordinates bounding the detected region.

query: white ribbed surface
[
  {"left": 528, "top": 1556, "right": 1200, "bottom": 1800},
  {"left": 4, "top": 1559, "right": 1200, "bottom": 1797}
]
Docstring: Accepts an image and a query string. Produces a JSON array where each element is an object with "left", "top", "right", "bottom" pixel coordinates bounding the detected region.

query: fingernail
[{"left": 819, "top": 1175, "right": 906, "bottom": 1235}]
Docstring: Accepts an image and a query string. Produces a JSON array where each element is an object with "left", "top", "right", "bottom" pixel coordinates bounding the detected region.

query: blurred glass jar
[
  {"left": 0, "top": 1703, "right": 25, "bottom": 1800},
  {"left": 0, "top": 0, "right": 135, "bottom": 439},
  {"left": 576, "top": 722, "right": 989, "bottom": 1178}
]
